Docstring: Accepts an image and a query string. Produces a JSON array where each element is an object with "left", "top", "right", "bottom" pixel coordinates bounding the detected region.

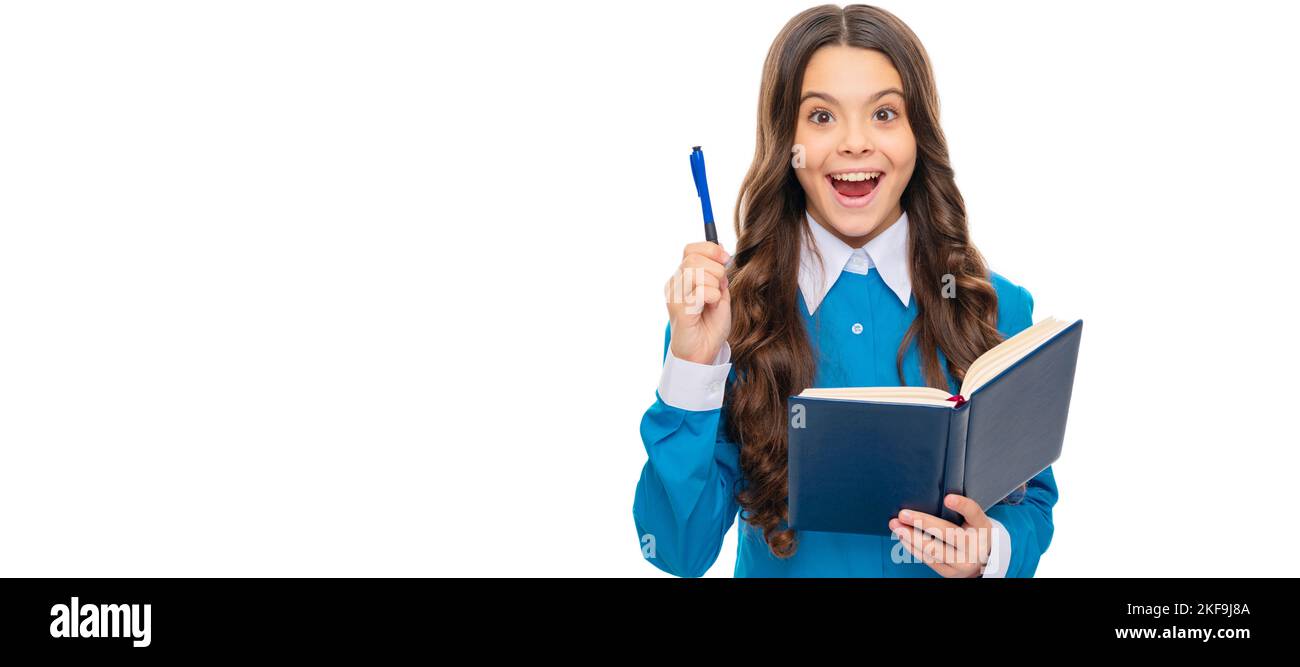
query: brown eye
[
  {"left": 875, "top": 107, "right": 899, "bottom": 122},
  {"left": 809, "top": 109, "right": 833, "bottom": 125}
]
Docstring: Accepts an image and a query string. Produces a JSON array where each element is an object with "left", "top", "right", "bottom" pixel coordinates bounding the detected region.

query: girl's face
[{"left": 793, "top": 45, "right": 916, "bottom": 248}]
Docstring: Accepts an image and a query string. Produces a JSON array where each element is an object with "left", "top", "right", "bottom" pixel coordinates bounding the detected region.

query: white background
[{"left": 1, "top": 0, "right": 1296, "bottom": 576}]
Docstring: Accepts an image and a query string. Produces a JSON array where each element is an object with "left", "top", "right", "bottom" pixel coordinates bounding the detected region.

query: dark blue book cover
[{"left": 787, "top": 319, "right": 1083, "bottom": 536}]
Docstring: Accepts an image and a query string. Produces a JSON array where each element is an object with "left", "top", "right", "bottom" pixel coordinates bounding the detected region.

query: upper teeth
[{"left": 831, "top": 172, "right": 881, "bottom": 182}]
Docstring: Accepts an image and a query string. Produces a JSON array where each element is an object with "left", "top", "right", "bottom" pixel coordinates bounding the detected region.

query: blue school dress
[{"left": 633, "top": 210, "right": 1058, "bottom": 577}]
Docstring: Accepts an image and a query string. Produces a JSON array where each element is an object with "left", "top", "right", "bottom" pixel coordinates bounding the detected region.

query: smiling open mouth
[{"left": 826, "top": 171, "right": 883, "bottom": 208}]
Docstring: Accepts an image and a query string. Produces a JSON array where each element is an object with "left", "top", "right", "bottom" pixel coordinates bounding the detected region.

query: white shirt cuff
[
  {"left": 656, "top": 341, "right": 732, "bottom": 411},
  {"left": 981, "top": 517, "right": 1012, "bottom": 578}
]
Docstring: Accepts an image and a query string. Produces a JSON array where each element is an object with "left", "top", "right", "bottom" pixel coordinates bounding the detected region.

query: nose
[{"left": 838, "top": 120, "right": 874, "bottom": 156}]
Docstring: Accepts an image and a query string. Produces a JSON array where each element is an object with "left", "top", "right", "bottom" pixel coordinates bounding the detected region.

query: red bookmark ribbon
[{"left": 946, "top": 394, "right": 967, "bottom": 407}]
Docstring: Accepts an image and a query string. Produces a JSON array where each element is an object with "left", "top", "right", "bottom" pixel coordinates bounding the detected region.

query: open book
[
  {"left": 786, "top": 317, "right": 1082, "bottom": 536},
  {"left": 796, "top": 316, "right": 1077, "bottom": 407}
]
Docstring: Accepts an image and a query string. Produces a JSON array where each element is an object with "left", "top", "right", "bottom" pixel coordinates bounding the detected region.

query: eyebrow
[{"left": 800, "top": 87, "right": 904, "bottom": 106}]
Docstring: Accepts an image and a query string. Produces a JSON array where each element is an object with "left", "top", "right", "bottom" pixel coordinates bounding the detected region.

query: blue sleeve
[
  {"left": 632, "top": 322, "right": 742, "bottom": 577},
  {"left": 986, "top": 283, "right": 1059, "bottom": 577}
]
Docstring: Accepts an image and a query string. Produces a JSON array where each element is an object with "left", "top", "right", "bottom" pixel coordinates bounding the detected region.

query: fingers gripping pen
[{"left": 689, "top": 146, "right": 718, "bottom": 244}]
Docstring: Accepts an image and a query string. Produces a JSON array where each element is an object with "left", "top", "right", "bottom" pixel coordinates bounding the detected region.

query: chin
[{"left": 823, "top": 208, "right": 885, "bottom": 237}]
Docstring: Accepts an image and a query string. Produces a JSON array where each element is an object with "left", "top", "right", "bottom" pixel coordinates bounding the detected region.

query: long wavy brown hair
[{"left": 724, "top": 4, "right": 1024, "bottom": 559}]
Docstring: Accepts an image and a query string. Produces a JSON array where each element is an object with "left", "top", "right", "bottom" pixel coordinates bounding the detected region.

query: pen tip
[{"left": 692, "top": 145, "right": 700, "bottom": 151}]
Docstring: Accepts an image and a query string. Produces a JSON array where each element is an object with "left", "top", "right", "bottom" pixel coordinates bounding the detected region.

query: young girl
[{"left": 634, "top": 4, "right": 1057, "bottom": 577}]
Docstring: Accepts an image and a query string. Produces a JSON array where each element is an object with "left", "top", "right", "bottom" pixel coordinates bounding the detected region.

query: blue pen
[{"left": 689, "top": 146, "right": 718, "bottom": 244}]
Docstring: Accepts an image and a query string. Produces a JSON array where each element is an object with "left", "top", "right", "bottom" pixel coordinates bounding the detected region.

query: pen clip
[{"left": 689, "top": 146, "right": 707, "bottom": 196}]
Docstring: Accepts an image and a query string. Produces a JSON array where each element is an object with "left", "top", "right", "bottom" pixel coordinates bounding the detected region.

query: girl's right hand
[{"left": 663, "top": 241, "right": 731, "bottom": 365}]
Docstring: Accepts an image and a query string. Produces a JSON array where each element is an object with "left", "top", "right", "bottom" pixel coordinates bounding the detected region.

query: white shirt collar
[{"left": 798, "top": 209, "right": 912, "bottom": 315}]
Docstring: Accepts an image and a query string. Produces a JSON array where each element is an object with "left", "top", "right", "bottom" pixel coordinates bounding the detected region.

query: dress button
[{"left": 851, "top": 322, "right": 863, "bottom": 335}]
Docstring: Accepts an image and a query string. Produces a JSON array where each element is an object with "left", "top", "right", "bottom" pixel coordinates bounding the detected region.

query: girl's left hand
[{"left": 889, "top": 494, "right": 992, "bottom": 578}]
